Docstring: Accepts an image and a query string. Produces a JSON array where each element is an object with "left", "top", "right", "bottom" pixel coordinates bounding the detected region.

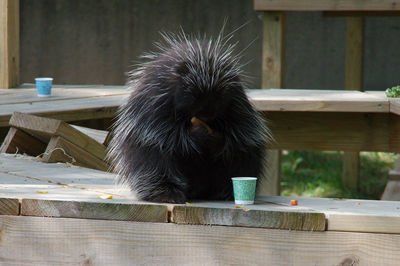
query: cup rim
[
  {"left": 231, "top": 177, "right": 257, "bottom": 181},
  {"left": 35, "top": 77, "right": 53, "bottom": 81}
]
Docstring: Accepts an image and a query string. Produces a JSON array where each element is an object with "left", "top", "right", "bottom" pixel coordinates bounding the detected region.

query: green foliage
[
  {"left": 385, "top": 85, "right": 400, "bottom": 97},
  {"left": 281, "top": 150, "right": 397, "bottom": 200}
]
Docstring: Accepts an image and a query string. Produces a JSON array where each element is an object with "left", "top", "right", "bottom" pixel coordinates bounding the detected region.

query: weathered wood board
[
  {"left": 0, "top": 86, "right": 129, "bottom": 127},
  {"left": 265, "top": 112, "right": 400, "bottom": 152},
  {"left": 173, "top": 203, "right": 325, "bottom": 231},
  {"left": 43, "top": 136, "right": 109, "bottom": 171},
  {"left": 1, "top": 215, "right": 400, "bottom": 266},
  {"left": 254, "top": 0, "right": 400, "bottom": 11},
  {"left": 9, "top": 112, "right": 107, "bottom": 161},
  {"left": 0, "top": 0, "right": 19, "bottom": 89},
  {"left": 248, "top": 89, "right": 388, "bottom": 113},
  {"left": 261, "top": 196, "right": 400, "bottom": 234},
  {"left": 1, "top": 154, "right": 400, "bottom": 234}
]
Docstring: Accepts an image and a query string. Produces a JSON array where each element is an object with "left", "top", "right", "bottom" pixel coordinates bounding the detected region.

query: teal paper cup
[
  {"left": 35, "top": 77, "right": 53, "bottom": 97},
  {"left": 232, "top": 177, "right": 257, "bottom": 205}
]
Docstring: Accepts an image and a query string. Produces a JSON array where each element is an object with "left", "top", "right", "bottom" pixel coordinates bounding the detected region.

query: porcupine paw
[{"left": 141, "top": 185, "right": 187, "bottom": 204}]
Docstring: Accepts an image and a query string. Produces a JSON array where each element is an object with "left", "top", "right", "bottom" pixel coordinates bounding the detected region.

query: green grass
[{"left": 281, "top": 150, "right": 398, "bottom": 200}]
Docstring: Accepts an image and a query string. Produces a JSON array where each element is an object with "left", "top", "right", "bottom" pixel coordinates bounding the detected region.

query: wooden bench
[{"left": 0, "top": 153, "right": 399, "bottom": 264}]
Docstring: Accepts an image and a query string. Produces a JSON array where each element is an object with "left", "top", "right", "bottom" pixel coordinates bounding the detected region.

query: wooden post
[
  {"left": 343, "top": 17, "right": 363, "bottom": 189},
  {"left": 0, "top": 0, "right": 19, "bottom": 89},
  {"left": 259, "top": 12, "right": 286, "bottom": 196}
]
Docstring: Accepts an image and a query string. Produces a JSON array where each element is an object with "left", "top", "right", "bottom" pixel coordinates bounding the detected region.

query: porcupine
[{"left": 107, "top": 32, "right": 271, "bottom": 203}]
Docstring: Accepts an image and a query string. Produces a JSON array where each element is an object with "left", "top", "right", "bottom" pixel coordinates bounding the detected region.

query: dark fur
[{"left": 108, "top": 33, "right": 270, "bottom": 203}]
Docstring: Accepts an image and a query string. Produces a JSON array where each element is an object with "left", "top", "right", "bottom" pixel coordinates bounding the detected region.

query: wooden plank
[
  {"left": 0, "top": 127, "right": 46, "bottom": 155},
  {"left": 248, "top": 89, "right": 388, "bottom": 113},
  {"left": 42, "top": 136, "right": 110, "bottom": 171},
  {"left": 342, "top": 151, "right": 360, "bottom": 189},
  {"left": 343, "top": 16, "right": 364, "bottom": 190},
  {"left": 0, "top": 0, "right": 19, "bottom": 88},
  {"left": 9, "top": 112, "right": 107, "bottom": 160},
  {"left": 324, "top": 11, "right": 400, "bottom": 16},
  {"left": 0, "top": 154, "right": 168, "bottom": 222},
  {"left": 0, "top": 94, "right": 125, "bottom": 127},
  {"left": 0, "top": 153, "right": 130, "bottom": 198},
  {"left": 257, "top": 149, "right": 281, "bottom": 195},
  {"left": 389, "top": 97, "right": 400, "bottom": 116},
  {"left": 265, "top": 112, "right": 400, "bottom": 152},
  {"left": 21, "top": 199, "right": 168, "bottom": 222},
  {"left": 261, "top": 196, "right": 400, "bottom": 234},
  {"left": 70, "top": 125, "right": 109, "bottom": 145},
  {"left": 172, "top": 205, "right": 325, "bottom": 231},
  {"left": 0, "top": 87, "right": 128, "bottom": 105},
  {"left": 254, "top": 0, "right": 400, "bottom": 11},
  {"left": 261, "top": 13, "right": 285, "bottom": 90},
  {"left": 0, "top": 199, "right": 19, "bottom": 215},
  {"left": 1, "top": 216, "right": 400, "bottom": 265},
  {"left": 261, "top": 12, "right": 285, "bottom": 197},
  {"left": 345, "top": 17, "right": 363, "bottom": 91}
]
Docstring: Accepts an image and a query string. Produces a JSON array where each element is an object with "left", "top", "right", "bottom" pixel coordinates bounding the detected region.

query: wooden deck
[{"left": 0, "top": 153, "right": 400, "bottom": 264}]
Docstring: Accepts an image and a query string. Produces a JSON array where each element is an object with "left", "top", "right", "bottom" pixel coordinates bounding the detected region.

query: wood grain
[
  {"left": 0, "top": 0, "right": 19, "bottom": 88},
  {"left": 254, "top": 0, "right": 400, "bottom": 11},
  {"left": 342, "top": 151, "right": 360, "bottom": 189},
  {"left": 172, "top": 205, "right": 325, "bottom": 231},
  {"left": 1, "top": 215, "right": 400, "bottom": 265},
  {"left": 343, "top": 16, "right": 364, "bottom": 190},
  {"left": 21, "top": 199, "right": 168, "bottom": 222},
  {"left": 70, "top": 124, "right": 109, "bottom": 145},
  {"left": 261, "top": 12, "right": 285, "bottom": 197},
  {"left": 9, "top": 112, "right": 107, "bottom": 160},
  {"left": 345, "top": 17, "right": 363, "bottom": 91},
  {"left": 260, "top": 196, "right": 400, "bottom": 234},
  {"left": 0, "top": 198, "right": 19, "bottom": 215},
  {"left": 261, "top": 13, "right": 285, "bottom": 90},
  {"left": 0, "top": 94, "right": 125, "bottom": 127},
  {"left": 265, "top": 112, "right": 400, "bottom": 152},
  {"left": 42, "top": 136, "right": 109, "bottom": 171},
  {"left": 0, "top": 86, "right": 128, "bottom": 105},
  {"left": 248, "top": 89, "right": 388, "bottom": 113}
]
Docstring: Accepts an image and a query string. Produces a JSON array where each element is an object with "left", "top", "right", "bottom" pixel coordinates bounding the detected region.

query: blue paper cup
[
  {"left": 232, "top": 177, "right": 257, "bottom": 205},
  {"left": 35, "top": 77, "right": 53, "bottom": 97}
]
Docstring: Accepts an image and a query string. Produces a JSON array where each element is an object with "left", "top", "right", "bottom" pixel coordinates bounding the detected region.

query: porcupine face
[{"left": 164, "top": 38, "right": 244, "bottom": 142}]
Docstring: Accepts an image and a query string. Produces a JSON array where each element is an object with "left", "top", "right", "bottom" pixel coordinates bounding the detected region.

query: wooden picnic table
[
  {"left": 2, "top": 86, "right": 400, "bottom": 152},
  {"left": 1, "top": 86, "right": 398, "bottom": 153},
  {"left": 0, "top": 153, "right": 399, "bottom": 264}
]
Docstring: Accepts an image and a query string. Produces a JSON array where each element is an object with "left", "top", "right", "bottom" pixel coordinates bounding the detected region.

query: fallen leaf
[
  {"left": 234, "top": 205, "right": 244, "bottom": 209},
  {"left": 36, "top": 191, "right": 48, "bottom": 194}
]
